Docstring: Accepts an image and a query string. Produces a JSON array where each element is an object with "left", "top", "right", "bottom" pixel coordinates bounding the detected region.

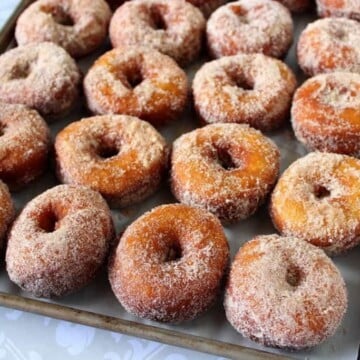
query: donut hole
[
  {"left": 96, "top": 141, "right": 121, "bottom": 159},
  {"left": 330, "top": 27, "right": 346, "bottom": 41},
  {"left": 41, "top": 5, "right": 74, "bottom": 26},
  {"left": 9, "top": 62, "right": 31, "bottom": 80},
  {"left": 286, "top": 265, "right": 302, "bottom": 287},
  {"left": 149, "top": 5, "right": 167, "bottom": 30},
  {"left": 124, "top": 69, "right": 144, "bottom": 89},
  {"left": 0, "top": 122, "right": 7, "bottom": 136},
  {"left": 215, "top": 146, "right": 237, "bottom": 170},
  {"left": 37, "top": 208, "right": 61, "bottom": 233},
  {"left": 313, "top": 185, "right": 331, "bottom": 199},
  {"left": 165, "top": 242, "right": 182, "bottom": 262},
  {"left": 226, "top": 70, "right": 254, "bottom": 91}
]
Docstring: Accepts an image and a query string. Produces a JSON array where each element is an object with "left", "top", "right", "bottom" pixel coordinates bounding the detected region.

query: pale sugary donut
[
  {"left": 109, "top": 204, "right": 229, "bottom": 322},
  {"left": 225, "top": 234, "right": 347, "bottom": 349},
  {"left": 317, "top": 0, "right": 360, "bottom": 21}
]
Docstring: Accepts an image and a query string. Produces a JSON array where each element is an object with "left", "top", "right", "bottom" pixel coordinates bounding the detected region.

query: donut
[
  {"left": 206, "top": 0, "right": 294, "bottom": 59},
  {"left": 6, "top": 184, "right": 114, "bottom": 298},
  {"left": 15, "top": 0, "right": 112, "bottom": 58},
  {"left": 224, "top": 234, "right": 347, "bottom": 349},
  {"left": 84, "top": 47, "right": 188, "bottom": 126},
  {"left": 0, "top": 103, "right": 51, "bottom": 190},
  {"left": 192, "top": 54, "right": 297, "bottom": 131},
  {"left": 55, "top": 115, "right": 168, "bottom": 208},
  {"left": 0, "top": 42, "right": 81, "bottom": 116},
  {"left": 109, "top": 0, "right": 206, "bottom": 66},
  {"left": 292, "top": 72, "right": 360, "bottom": 156},
  {"left": 186, "top": 0, "right": 227, "bottom": 17},
  {"left": 171, "top": 124, "right": 280, "bottom": 222},
  {"left": 297, "top": 18, "right": 360, "bottom": 76},
  {"left": 0, "top": 181, "right": 14, "bottom": 250},
  {"left": 270, "top": 152, "right": 360, "bottom": 255},
  {"left": 276, "top": 0, "right": 310, "bottom": 12},
  {"left": 316, "top": 0, "right": 360, "bottom": 21},
  {"left": 108, "top": 203, "right": 229, "bottom": 322}
]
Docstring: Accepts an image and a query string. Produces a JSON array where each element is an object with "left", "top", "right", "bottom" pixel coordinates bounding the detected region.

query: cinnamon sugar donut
[
  {"left": 84, "top": 47, "right": 188, "bottom": 126},
  {"left": 15, "top": 0, "right": 111, "bottom": 58},
  {"left": 225, "top": 234, "right": 347, "bottom": 349},
  {"left": 55, "top": 115, "right": 168, "bottom": 207},
  {"left": 0, "top": 42, "right": 81, "bottom": 116},
  {"left": 292, "top": 72, "right": 360, "bottom": 156},
  {"left": 270, "top": 152, "right": 360, "bottom": 255},
  {"left": 6, "top": 185, "right": 114, "bottom": 298},
  {"left": 109, "top": 203, "right": 229, "bottom": 322},
  {"left": 192, "top": 54, "right": 297, "bottom": 131},
  {"left": 298, "top": 18, "right": 360, "bottom": 76},
  {"left": 171, "top": 124, "right": 280, "bottom": 222},
  {"left": 186, "top": 0, "right": 227, "bottom": 17},
  {"left": 206, "top": 0, "right": 294, "bottom": 59},
  {"left": 316, "top": 0, "right": 360, "bottom": 21},
  {"left": 276, "top": 0, "right": 310, "bottom": 12},
  {"left": 109, "top": 0, "right": 206, "bottom": 66},
  {"left": 0, "top": 181, "right": 14, "bottom": 250},
  {"left": 0, "top": 103, "right": 51, "bottom": 190}
]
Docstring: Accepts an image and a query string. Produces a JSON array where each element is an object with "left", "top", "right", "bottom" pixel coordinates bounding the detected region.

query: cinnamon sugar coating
[
  {"left": 225, "top": 234, "right": 347, "bottom": 349},
  {"left": 317, "top": 0, "right": 360, "bottom": 21},
  {"left": 292, "top": 72, "right": 360, "bottom": 156},
  {"left": 0, "top": 103, "right": 51, "bottom": 190},
  {"left": 270, "top": 152, "right": 360, "bottom": 255},
  {"left": 6, "top": 185, "right": 114, "bottom": 298},
  {"left": 55, "top": 115, "right": 169, "bottom": 208},
  {"left": 0, "top": 42, "right": 81, "bottom": 116},
  {"left": 15, "top": 0, "right": 111, "bottom": 58},
  {"left": 84, "top": 47, "right": 188, "bottom": 126},
  {"left": 0, "top": 181, "right": 15, "bottom": 250},
  {"left": 298, "top": 18, "right": 360, "bottom": 76},
  {"left": 109, "top": 0, "right": 206, "bottom": 66},
  {"left": 171, "top": 124, "right": 280, "bottom": 222},
  {"left": 206, "top": 0, "right": 293, "bottom": 59},
  {"left": 109, "top": 204, "right": 229, "bottom": 322},
  {"left": 192, "top": 54, "right": 297, "bottom": 131}
]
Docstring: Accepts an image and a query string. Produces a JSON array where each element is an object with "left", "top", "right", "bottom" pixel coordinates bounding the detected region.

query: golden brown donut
[
  {"left": 0, "top": 103, "right": 51, "bottom": 190},
  {"left": 6, "top": 185, "right": 114, "bottom": 298},
  {"left": 171, "top": 124, "right": 280, "bottom": 222},
  {"left": 225, "top": 234, "right": 347, "bottom": 349},
  {"left": 84, "top": 47, "right": 188, "bottom": 126},
  {"left": 55, "top": 115, "right": 169, "bottom": 207},
  {"left": 109, "top": 204, "right": 229, "bottom": 322}
]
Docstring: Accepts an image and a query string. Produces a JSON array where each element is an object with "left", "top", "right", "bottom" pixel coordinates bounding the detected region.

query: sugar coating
[
  {"left": 15, "top": 0, "right": 112, "bottom": 58},
  {"left": 316, "top": 0, "right": 360, "bottom": 21},
  {"left": 6, "top": 184, "right": 114, "bottom": 298},
  {"left": 270, "top": 152, "right": 360, "bottom": 255},
  {"left": 298, "top": 18, "right": 360, "bottom": 76},
  {"left": 0, "top": 180, "right": 14, "bottom": 250},
  {"left": 171, "top": 123, "right": 280, "bottom": 222},
  {"left": 0, "top": 103, "right": 51, "bottom": 190},
  {"left": 224, "top": 234, "right": 348, "bottom": 349},
  {"left": 0, "top": 42, "right": 80, "bottom": 116},
  {"left": 55, "top": 115, "right": 169, "bottom": 208},
  {"left": 292, "top": 72, "right": 360, "bottom": 156},
  {"left": 186, "top": 0, "right": 227, "bottom": 17},
  {"left": 276, "top": 0, "right": 310, "bottom": 12},
  {"left": 192, "top": 54, "right": 297, "bottom": 131},
  {"left": 206, "top": 0, "right": 293, "bottom": 59},
  {"left": 109, "top": 203, "right": 229, "bottom": 322},
  {"left": 84, "top": 46, "right": 188, "bottom": 126},
  {"left": 109, "top": 0, "right": 206, "bottom": 66}
]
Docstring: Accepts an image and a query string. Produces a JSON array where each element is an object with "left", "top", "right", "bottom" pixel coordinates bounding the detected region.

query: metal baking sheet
[{"left": 0, "top": 2, "right": 359, "bottom": 359}]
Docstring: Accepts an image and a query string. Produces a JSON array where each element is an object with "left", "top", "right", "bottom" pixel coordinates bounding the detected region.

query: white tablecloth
[{"left": 0, "top": 2, "right": 224, "bottom": 359}]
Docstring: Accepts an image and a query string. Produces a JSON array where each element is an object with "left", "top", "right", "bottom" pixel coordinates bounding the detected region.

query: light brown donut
[
  {"left": 109, "top": 203, "right": 229, "bottom": 322},
  {"left": 6, "top": 185, "right": 114, "bottom": 298},
  {"left": 15, "top": 0, "right": 112, "bottom": 58},
  {"left": 0, "top": 42, "right": 81, "bottom": 116}
]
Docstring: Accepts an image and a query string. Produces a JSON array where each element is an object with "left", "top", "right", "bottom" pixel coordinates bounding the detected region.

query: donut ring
[
  {"left": 192, "top": 54, "right": 297, "bottom": 131},
  {"left": 6, "top": 184, "right": 114, "bottom": 298},
  {"left": 224, "top": 234, "right": 347, "bottom": 349},
  {"left": 316, "top": 0, "right": 360, "bottom": 21},
  {"left": 270, "top": 152, "right": 360, "bottom": 255},
  {"left": 298, "top": 18, "right": 360, "bottom": 76},
  {"left": 292, "top": 72, "right": 360, "bottom": 156},
  {"left": 276, "top": 0, "right": 310, "bottom": 12},
  {"left": 55, "top": 115, "right": 168, "bottom": 208},
  {"left": 109, "top": 0, "right": 206, "bottom": 66},
  {"left": 108, "top": 203, "right": 229, "bottom": 322},
  {"left": 206, "top": 0, "right": 294, "bottom": 59},
  {"left": 171, "top": 124, "right": 280, "bottom": 222},
  {"left": 0, "top": 103, "right": 51, "bottom": 190},
  {"left": 0, "top": 42, "right": 81, "bottom": 116},
  {"left": 84, "top": 47, "right": 188, "bottom": 126},
  {"left": 186, "top": 0, "right": 227, "bottom": 17},
  {"left": 0, "top": 181, "right": 14, "bottom": 250},
  {"left": 15, "top": 0, "right": 112, "bottom": 58}
]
